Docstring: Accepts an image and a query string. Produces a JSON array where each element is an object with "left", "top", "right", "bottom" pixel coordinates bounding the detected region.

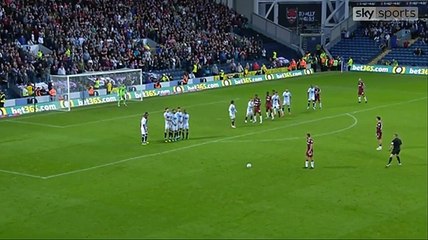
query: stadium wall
[
  {"left": 234, "top": 0, "right": 254, "bottom": 20},
  {"left": 0, "top": 69, "right": 313, "bottom": 118}
]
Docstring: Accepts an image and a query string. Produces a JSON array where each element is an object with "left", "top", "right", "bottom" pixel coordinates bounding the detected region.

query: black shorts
[{"left": 391, "top": 149, "right": 400, "bottom": 155}]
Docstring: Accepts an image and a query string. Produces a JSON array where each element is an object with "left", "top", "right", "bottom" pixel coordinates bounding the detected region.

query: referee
[{"left": 386, "top": 133, "right": 402, "bottom": 168}]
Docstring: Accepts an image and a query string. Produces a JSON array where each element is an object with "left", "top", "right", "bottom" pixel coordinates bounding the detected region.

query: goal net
[{"left": 50, "top": 68, "right": 143, "bottom": 111}]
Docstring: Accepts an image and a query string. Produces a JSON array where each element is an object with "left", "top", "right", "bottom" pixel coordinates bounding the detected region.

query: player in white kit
[
  {"left": 182, "top": 109, "right": 190, "bottom": 139},
  {"left": 307, "top": 85, "right": 316, "bottom": 110},
  {"left": 171, "top": 109, "right": 179, "bottom": 141},
  {"left": 271, "top": 90, "right": 282, "bottom": 119},
  {"left": 282, "top": 89, "right": 292, "bottom": 114},
  {"left": 140, "top": 112, "right": 149, "bottom": 145},
  {"left": 163, "top": 108, "right": 172, "bottom": 142},
  {"left": 229, "top": 100, "right": 237, "bottom": 128},
  {"left": 244, "top": 97, "right": 254, "bottom": 123},
  {"left": 176, "top": 107, "right": 183, "bottom": 140}
]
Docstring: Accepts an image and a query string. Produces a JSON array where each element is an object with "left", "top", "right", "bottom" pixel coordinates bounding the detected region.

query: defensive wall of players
[{"left": 1, "top": 64, "right": 427, "bottom": 118}]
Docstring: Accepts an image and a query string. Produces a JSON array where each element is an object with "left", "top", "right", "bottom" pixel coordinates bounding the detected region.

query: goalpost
[{"left": 50, "top": 68, "right": 143, "bottom": 111}]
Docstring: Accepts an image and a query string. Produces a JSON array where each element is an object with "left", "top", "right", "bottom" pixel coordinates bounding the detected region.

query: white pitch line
[
  {"left": 41, "top": 113, "right": 359, "bottom": 179},
  {"left": 221, "top": 113, "right": 358, "bottom": 143},
  {"left": 350, "top": 96, "right": 427, "bottom": 114},
  {"left": 3, "top": 119, "right": 65, "bottom": 128},
  {"left": 41, "top": 97, "right": 427, "bottom": 179},
  {"left": 1, "top": 96, "right": 426, "bottom": 179},
  {"left": 0, "top": 169, "right": 45, "bottom": 179}
]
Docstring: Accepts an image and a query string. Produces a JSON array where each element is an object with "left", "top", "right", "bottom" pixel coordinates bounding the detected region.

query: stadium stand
[
  {"left": 379, "top": 20, "right": 428, "bottom": 66},
  {"left": 330, "top": 20, "right": 427, "bottom": 66},
  {"left": 381, "top": 40, "right": 428, "bottom": 66},
  {"left": 0, "top": 0, "right": 303, "bottom": 99},
  {"left": 329, "top": 29, "right": 383, "bottom": 64}
]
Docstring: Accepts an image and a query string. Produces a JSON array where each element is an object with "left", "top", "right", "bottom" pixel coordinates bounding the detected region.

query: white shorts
[
  {"left": 283, "top": 101, "right": 291, "bottom": 106},
  {"left": 172, "top": 124, "right": 178, "bottom": 131},
  {"left": 141, "top": 128, "right": 147, "bottom": 135},
  {"left": 308, "top": 96, "right": 315, "bottom": 101},
  {"left": 230, "top": 114, "right": 236, "bottom": 120},
  {"left": 178, "top": 122, "right": 183, "bottom": 129},
  {"left": 273, "top": 104, "right": 280, "bottom": 109},
  {"left": 183, "top": 123, "right": 189, "bottom": 130},
  {"left": 164, "top": 122, "right": 169, "bottom": 131},
  {"left": 246, "top": 111, "right": 254, "bottom": 117}
]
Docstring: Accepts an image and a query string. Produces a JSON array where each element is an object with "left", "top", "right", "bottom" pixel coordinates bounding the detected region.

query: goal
[{"left": 50, "top": 68, "right": 143, "bottom": 111}]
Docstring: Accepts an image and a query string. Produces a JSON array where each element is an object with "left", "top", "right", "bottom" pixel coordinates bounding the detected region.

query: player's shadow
[
  {"left": 323, "top": 166, "right": 357, "bottom": 169},
  {"left": 156, "top": 135, "right": 224, "bottom": 143},
  {"left": 187, "top": 135, "right": 224, "bottom": 140}
]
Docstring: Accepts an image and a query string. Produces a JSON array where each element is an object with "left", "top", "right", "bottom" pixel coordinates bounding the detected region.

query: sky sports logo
[{"left": 353, "top": 7, "right": 418, "bottom": 21}]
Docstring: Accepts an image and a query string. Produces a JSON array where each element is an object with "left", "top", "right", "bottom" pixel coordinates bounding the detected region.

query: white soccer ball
[{"left": 246, "top": 163, "right": 252, "bottom": 168}]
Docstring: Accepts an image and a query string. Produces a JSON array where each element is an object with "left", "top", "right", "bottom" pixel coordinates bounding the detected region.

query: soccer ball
[{"left": 246, "top": 163, "right": 252, "bottom": 168}]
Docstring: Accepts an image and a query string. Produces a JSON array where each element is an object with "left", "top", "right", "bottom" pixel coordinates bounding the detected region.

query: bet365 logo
[{"left": 393, "top": 66, "right": 405, "bottom": 74}]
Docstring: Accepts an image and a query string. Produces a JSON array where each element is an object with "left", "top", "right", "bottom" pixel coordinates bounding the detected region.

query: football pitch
[{"left": 0, "top": 72, "right": 426, "bottom": 239}]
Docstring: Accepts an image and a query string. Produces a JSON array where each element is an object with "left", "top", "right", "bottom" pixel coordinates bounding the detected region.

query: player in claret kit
[
  {"left": 358, "top": 78, "right": 367, "bottom": 103},
  {"left": 244, "top": 97, "right": 254, "bottom": 123},
  {"left": 314, "top": 85, "right": 322, "bottom": 109},
  {"left": 305, "top": 133, "right": 315, "bottom": 169},
  {"left": 265, "top": 91, "right": 273, "bottom": 120},
  {"left": 376, "top": 116, "right": 383, "bottom": 150},
  {"left": 253, "top": 94, "right": 263, "bottom": 124}
]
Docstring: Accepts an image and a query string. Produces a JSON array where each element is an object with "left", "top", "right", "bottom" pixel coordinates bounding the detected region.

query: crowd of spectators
[
  {"left": 362, "top": 20, "right": 427, "bottom": 49},
  {"left": 0, "top": 0, "right": 264, "bottom": 94}
]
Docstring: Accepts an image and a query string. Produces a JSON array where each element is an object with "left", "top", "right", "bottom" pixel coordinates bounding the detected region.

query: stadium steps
[
  {"left": 380, "top": 38, "right": 428, "bottom": 66},
  {"left": 369, "top": 49, "right": 391, "bottom": 65}
]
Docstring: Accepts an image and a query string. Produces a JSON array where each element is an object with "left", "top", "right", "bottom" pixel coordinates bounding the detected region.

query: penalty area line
[
  {"left": 221, "top": 113, "right": 358, "bottom": 143},
  {"left": 0, "top": 169, "right": 45, "bottom": 179},
  {"left": 2, "top": 119, "right": 65, "bottom": 128}
]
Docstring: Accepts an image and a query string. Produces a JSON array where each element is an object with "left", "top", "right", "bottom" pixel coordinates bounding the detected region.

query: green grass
[{"left": 0, "top": 72, "right": 426, "bottom": 239}]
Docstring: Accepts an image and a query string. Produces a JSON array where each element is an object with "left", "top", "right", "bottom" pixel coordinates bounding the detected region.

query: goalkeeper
[{"left": 117, "top": 84, "right": 127, "bottom": 107}]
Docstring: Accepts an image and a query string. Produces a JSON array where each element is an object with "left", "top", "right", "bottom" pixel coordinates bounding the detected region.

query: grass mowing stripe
[
  {"left": 1, "top": 97, "right": 425, "bottom": 180},
  {"left": 61, "top": 99, "right": 236, "bottom": 128},
  {"left": 222, "top": 113, "right": 358, "bottom": 143},
  {"left": 41, "top": 97, "right": 426, "bottom": 179},
  {"left": 43, "top": 113, "right": 355, "bottom": 179},
  {"left": 0, "top": 99, "right": 236, "bottom": 128}
]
